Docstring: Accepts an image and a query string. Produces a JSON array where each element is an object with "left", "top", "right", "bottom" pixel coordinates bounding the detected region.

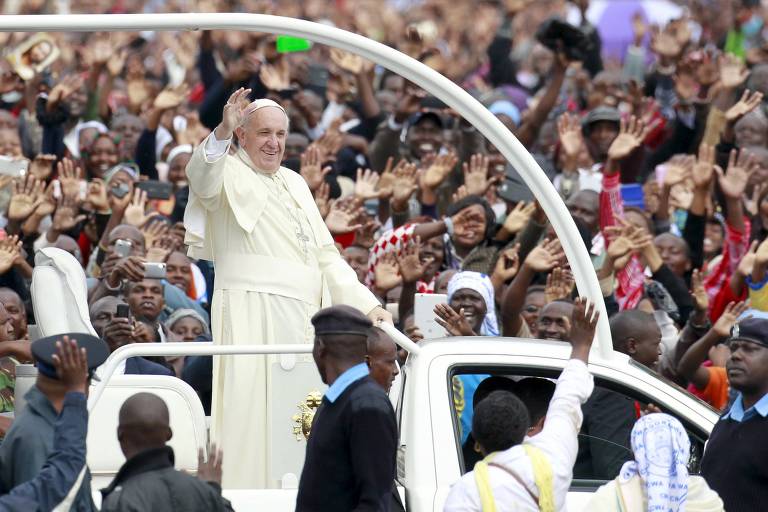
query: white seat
[
  {"left": 87, "top": 375, "right": 208, "bottom": 493},
  {"left": 31, "top": 247, "right": 96, "bottom": 337}
]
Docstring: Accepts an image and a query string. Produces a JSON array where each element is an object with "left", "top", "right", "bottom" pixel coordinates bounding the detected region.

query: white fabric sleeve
[{"left": 204, "top": 131, "right": 232, "bottom": 161}]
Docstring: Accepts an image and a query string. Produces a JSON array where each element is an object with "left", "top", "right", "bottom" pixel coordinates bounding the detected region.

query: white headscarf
[
  {"left": 446, "top": 271, "right": 499, "bottom": 336},
  {"left": 619, "top": 413, "right": 690, "bottom": 512},
  {"left": 165, "top": 144, "right": 193, "bottom": 165}
]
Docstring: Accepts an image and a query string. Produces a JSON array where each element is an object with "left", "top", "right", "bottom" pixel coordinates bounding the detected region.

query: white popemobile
[{"left": 3, "top": 13, "right": 719, "bottom": 512}]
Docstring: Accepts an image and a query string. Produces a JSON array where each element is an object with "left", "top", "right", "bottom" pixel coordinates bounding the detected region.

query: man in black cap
[
  {"left": 0, "top": 332, "right": 109, "bottom": 512},
  {"left": 701, "top": 313, "right": 768, "bottom": 512},
  {"left": 0, "top": 336, "right": 90, "bottom": 510},
  {"left": 581, "top": 106, "right": 621, "bottom": 164},
  {"left": 296, "top": 305, "right": 397, "bottom": 512}
]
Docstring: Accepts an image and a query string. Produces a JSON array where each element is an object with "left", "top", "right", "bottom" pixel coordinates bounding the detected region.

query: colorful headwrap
[
  {"left": 619, "top": 413, "right": 690, "bottom": 512},
  {"left": 446, "top": 271, "right": 499, "bottom": 336}
]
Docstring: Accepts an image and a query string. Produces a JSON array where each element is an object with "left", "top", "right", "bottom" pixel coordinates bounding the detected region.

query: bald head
[
  {"left": 108, "top": 224, "right": 146, "bottom": 255},
  {"left": 610, "top": 310, "right": 662, "bottom": 368},
  {"left": 117, "top": 392, "right": 172, "bottom": 459}
]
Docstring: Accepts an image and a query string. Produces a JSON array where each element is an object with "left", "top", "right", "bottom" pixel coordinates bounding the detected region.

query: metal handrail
[
  {"left": 0, "top": 13, "right": 612, "bottom": 358},
  {"left": 88, "top": 323, "right": 420, "bottom": 411}
]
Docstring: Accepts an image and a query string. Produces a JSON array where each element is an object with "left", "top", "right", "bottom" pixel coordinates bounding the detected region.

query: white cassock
[{"left": 184, "top": 131, "right": 379, "bottom": 489}]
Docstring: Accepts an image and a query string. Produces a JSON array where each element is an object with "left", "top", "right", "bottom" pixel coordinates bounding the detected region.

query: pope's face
[{"left": 237, "top": 107, "right": 288, "bottom": 172}]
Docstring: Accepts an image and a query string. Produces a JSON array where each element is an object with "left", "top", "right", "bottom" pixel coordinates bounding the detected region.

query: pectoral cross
[{"left": 296, "top": 223, "right": 310, "bottom": 260}]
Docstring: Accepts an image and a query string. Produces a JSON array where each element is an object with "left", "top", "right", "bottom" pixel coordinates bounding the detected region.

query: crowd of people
[{"left": 0, "top": 0, "right": 766, "bottom": 510}]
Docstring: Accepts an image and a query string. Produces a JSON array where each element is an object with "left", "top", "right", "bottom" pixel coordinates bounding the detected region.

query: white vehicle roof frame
[{"left": 0, "top": 12, "right": 613, "bottom": 401}]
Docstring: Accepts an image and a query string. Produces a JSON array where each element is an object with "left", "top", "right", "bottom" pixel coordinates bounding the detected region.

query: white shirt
[{"left": 443, "top": 359, "right": 594, "bottom": 512}]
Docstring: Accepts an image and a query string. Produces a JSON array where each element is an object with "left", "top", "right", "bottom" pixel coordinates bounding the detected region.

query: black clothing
[
  {"left": 701, "top": 413, "right": 768, "bottom": 511},
  {"left": 100, "top": 446, "right": 233, "bottom": 512},
  {"left": 296, "top": 376, "right": 397, "bottom": 512},
  {"left": 573, "top": 388, "right": 634, "bottom": 480}
]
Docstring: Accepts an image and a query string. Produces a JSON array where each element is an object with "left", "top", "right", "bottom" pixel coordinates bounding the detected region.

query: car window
[{"left": 448, "top": 366, "right": 707, "bottom": 483}]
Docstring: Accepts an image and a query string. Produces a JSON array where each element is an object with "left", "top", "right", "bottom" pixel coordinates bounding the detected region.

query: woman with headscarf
[
  {"left": 439, "top": 271, "right": 499, "bottom": 445},
  {"left": 164, "top": 308, "right": 211, "bottom": 376},
  {"left": 586, "top": 413, "right": 724, "bottom": 512}
]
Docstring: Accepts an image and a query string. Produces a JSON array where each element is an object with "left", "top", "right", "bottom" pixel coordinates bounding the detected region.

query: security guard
[
  {"left": 296, "top": 305, "right": 397, "bottom": 511},
  {"left": 0, "top": 332, "right": 109, "bottom": 512}
]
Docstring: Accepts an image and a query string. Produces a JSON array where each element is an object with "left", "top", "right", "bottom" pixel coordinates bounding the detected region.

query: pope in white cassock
[{"left": 184, "top": 88, "right": 391, "bottom": 488}]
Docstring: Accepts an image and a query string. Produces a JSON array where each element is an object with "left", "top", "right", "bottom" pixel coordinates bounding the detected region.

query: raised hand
[
  {"left": 154, "top": 84, "right": 190, "bottom": 111},
  {"left": 217, "top": 87, "right": 252, "bottom": 139},
  {"left": 545, "top": 267, "right": 575, "bottom": 302},
  {"left": 123, "top": 189, "right": 154, "bottom": 227},
  {"left": 607, "top": 116, "right": 653, "bottom": 162},
  {"left": 662, "top": 155, "right": 694, "bottom": 188},
  {"left": 352, "top": 214, "right": 379, "bottom": 249},
  {"left": 557, "top": 112, "right": 584, "bottom": 158},
  {"left": 325, "top": 200, "right": 364, "bottom": 234},
  {"left": 719, "top": 53, "right": 750, "bottom": 90},
  {"left": 691, "top": 268, "right": 709, "bottom": 313},
  {"left": 107, "top": 49, "right": 128, "bottom": 77},
  {"left": 300, "top": 146, "right": 331, "bottom": 192},
  {"left": 569, "top": 297, "right": 599, "bottom": 362},
  {"left": 394, "top": 89, "right": 426, "bottom": 123},
  {"left": 524, "top": 238, "right": 564, "bottom": 273},
  {"left": 330, "top": 48, "right": 365, "bottom": 75},
  {"left": 86, "top": 178, "right": 110, "bottom": 213},
  {"left": 376, "top": 157, "right": 396, "bottom": 199},
  {"left": 314, "top": 182, "right": 331, "bottom": 219},
  {"left": 651, "top": 30, "right": 681, "bottom": 59},
  {"left": 725, "top": 89, "right": 764, "bottom": 123},
  {"left": 434, "top": 303, "right": 476, "bottom": 337},
  {"left": 354, "top": 168, "right": 382, "bottom": 199},
  {"left": 692, "top": 143, "right": 715, "bottom": 189},
  {"left": 52, "top": 336, "right": 88, "bottom": 394},
  {"left": 259, "top": 62, "right": 290, "bottom": 91},
  {"left": 491, "top": 245, "right": 520, "bottom": 284},
  {"left": 314, "top": 125, "right": 344, "bottom": 161},
  {"left": 8, "top": 175, "right": 43, "bottom": 222},
  {"left": 717, "top": 149, "right": 757, "bottom": 200},
  {"left": 463, "top": 154, "right": 497, "bottom": 196},
  {"left": 141, "top": 221, "right": 170, "bottom": 251},
  {"left": 737, "top": 240, "right": 758, "bottom": 278},
  {"left": 713, "top": 301, "right": 749, "bottom": 337},
  {"left": 28, "top": 154, "right": 56, "bottom": 181},
  {"left": 374, "top": 252, "right": 402, "bottom": 292},
  {"left": 197, "top": 443, "right": 223, "bottom": 485},
  {"left": 502, "top": 201, "right": 536, "bottom": 234},
  {"left": 0, "top": 235, "right": 21, "bottom": 274},
  {"left": 107, "top": 255, "right": 146, "bottom": 287},
  {"left": 452, "top": 185, "right": 469, "bottom": 203},
  {"left": 421, "top": 152, "right": 458, "bottom": 190},
  {"left": 57, "top": 157, "right": 83, "bottom": 200},
  {"left": 397, "top": 238, "right": 426, "bottom": 284},
  {"left": 52, "top": 196, "right": 87, "bottom": 233},
  {"left": 391, "top": 160, "right": 419, "bottom": 209},
  {"left": 48, "top": 75, "right": 85, "bottom": 109}
]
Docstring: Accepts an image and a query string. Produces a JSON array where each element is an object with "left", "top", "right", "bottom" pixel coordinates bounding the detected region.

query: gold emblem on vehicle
[{"left": 292, "top": 391, "right": 323, "bottom": 441}]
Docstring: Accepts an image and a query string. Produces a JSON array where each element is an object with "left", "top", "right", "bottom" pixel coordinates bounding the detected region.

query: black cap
[
  {"left": 729, "top": 317, "right": 768, "bottom": 347},
  {"left": 582, "top": 106, "right": 621, "bottom": 131},
  {"left": 311, "top": 305, "right": 372, "bottom": 338},
  {"left": 32, "top": 333, "right": 110, "bottom": 379},
  {"left": 408, "top": 111, "right": 444, "bottom": 129}
]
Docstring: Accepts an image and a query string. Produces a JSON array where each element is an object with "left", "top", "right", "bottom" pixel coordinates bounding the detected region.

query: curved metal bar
[
  {"left": 0, "top": 13, "right": 612, "bottom": 358},
  {"left": 88, "top": 342, "right": 313, "bottom": 411}
]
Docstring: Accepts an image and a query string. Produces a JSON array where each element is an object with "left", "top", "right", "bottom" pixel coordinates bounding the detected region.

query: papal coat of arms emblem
[{"left": 292, "top": 391, "right": 323, "bottom": 441}]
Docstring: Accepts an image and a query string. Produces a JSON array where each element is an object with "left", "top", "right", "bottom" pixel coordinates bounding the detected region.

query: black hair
[
  {"left": 472, "top": 390, "right": 530, "bottom": 453},
  {"left": 446, "top": 195, "right": 497, "bottom": 240},
  {"left": 609, "top": 309, "right": 656, "bottom": 353},
  {"left": 473, "top": 376, "right": 518, "bottom": 410},
  {"left": 514, "top": 378, "right": 556, "bottom": 426}
]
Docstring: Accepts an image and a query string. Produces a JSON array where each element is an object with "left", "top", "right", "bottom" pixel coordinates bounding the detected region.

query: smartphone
[
  {"left": 620, "top": 184, "right": 645, "bottom": 210},
  {"left": 0, "top": 156, "right": 28, "bottom": 178},
  {"left": 144, "top": 262, "right": 167, "bottom": 279},
  {"left": 414, "top": 293, "right": 448, "bottom": 340},
  {"left": 114, "top": 239, "right": 132, "bottom": 258},
  {"left": 137, "top": 180, "right": 173, "bottom": 200},
  {"left": 115, "top": 304, "right": 131, "bottom": 319}
]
